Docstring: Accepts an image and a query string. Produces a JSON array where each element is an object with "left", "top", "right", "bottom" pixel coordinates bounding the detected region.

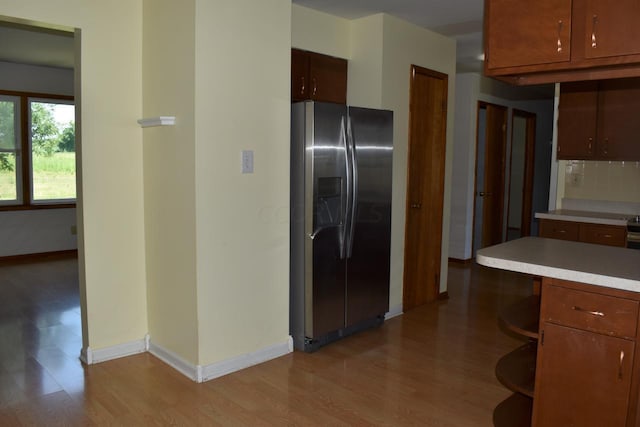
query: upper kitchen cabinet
[
  {"left": 485, "top": 0, "right": 572, "bottom": 70},
  {"left": 291, "top": 49, "right": 347, "bottom": 104},
  {"left": 485, "top": 0, "right": 640, "bottom": 85},
  {"left": 558, "top": 77, "right": 640, "bottom": 160}
]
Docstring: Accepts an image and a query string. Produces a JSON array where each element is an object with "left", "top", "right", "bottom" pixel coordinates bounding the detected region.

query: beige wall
[
  {"left": 194, "top": 0, "right": 291, "bottom": 364},
  {"left": 142, "top": 0, "right": 199, "bottom": 363},
  {"left": 291, "top": 6, "right": 457, "bottom": 310},
  {"left": 291, "top": 4, "right": 350, "bottom": 59},
  {"left": 0, "top": 0, "right": 148, "bottom": 350}
]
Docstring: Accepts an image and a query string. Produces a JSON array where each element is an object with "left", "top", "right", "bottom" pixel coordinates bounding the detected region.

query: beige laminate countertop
[
  {"left": 476, "top": 237, "right": 640, "bottom": 292},
  {"left": 535, "top": 209, "right": 633, "bottom": 226}
]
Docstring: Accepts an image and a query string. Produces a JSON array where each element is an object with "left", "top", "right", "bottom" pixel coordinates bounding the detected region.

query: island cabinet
[
  {"left": 539, "top": 218, "right": 626, "bottom": 247},
  {"left": 484, "top": 0, "right": 640, "bottom": 84},
  {"left": 291, "top": 49, "right": 347, "bottom": 104},
  {"left": 558, "top": 78, "right": 640, "bottom": 161},
  {"left": 533, "top": 278, "right": 640, "bottom": 427}
]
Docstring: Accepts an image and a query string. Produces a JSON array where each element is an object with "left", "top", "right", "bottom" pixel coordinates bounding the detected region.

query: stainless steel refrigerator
[{"left": 290, "top": 101, "right": 393, "bottom": 352}]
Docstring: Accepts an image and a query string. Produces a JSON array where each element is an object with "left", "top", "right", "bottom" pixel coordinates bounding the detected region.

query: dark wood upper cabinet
[
  {"left": 485, "top": 0, "right": 640, "bottom": 84},
  {"left": 291, "top": 49, "right": 347, "bottom": 104},
  {"left": 485, "top": 0, "right": 572, "bottom": 70},
  {"left": 558, "top": 78, "right": 640, "bottom": 161}
]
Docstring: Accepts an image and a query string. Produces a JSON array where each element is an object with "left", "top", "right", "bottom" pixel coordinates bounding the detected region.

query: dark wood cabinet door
[
  {"left": 557, "top": 81, "right": 599, "bottom": 159},
  {"left": 291, "top": 49, "right": 309, "bottom": 102},
  {"left": 597, "top": 78, "right": 640, "bottom": 160},
  {"left": 308, "top": 52, "right": 347, "bottom": 104},
  {"left": 538, "top": 219, "right": 580, "bottom": 241},
  {"left": 533, "top": 323, "right": 634, "bottom": 427},
  {"left": 485, "top": 0, "right": 572, "bottom": 69},
  {"left": 581, "top": 0, "right": 640, "bottom": 60}
]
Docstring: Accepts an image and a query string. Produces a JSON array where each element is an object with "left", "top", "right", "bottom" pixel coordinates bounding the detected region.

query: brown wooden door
[
  {"left": 557, "top": 80, "right": 598, "bottom": 160},
  {"left": 475, "top": 103, "right": 507, "bottom": 250},
  {"left": 581, "top": 0, "right": 640, "bottom": 60},
  {"left": 485, "top": 0, "right": 572, "bottom": 69},
  {"left": 403, "top": 66, "right": 447, "bottom": 311},
  {"left": 533, "top": 322, "right": 634, "bottom": 427},
  {"left": 597, "top": 78, "right": 640, "bottom": 161}
]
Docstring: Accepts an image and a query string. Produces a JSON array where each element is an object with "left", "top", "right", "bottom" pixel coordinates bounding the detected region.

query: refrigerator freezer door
[
  {"left": 304, "top": 102, "right": 349, "bottom": 340},
  {"left": 345, "top": 106, "right": 393, "bottom": 326}
]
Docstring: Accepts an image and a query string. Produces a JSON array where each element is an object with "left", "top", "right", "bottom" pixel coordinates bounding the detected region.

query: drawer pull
[
  {"left": 572, "top": 306, "right": 604, "bottom": 317},
  {"left": 619, "top": 350, "right": 625, "bottom": 380}
]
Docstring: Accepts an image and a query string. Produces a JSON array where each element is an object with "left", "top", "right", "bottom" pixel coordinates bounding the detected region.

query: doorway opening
[
  {"left": 506, "top": 110, "right": 536, "bottom": 240},
  {"left": 472, "top": 102, "right": 507, "bottom": 256}
]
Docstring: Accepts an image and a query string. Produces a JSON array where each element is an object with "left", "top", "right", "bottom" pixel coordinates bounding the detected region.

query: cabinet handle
[
  {"left": 572, "top": 305, "right": 605, "bottom": 317},
  {"left": 312, "top": 78, "right": 317, "bottom": 96},
  {"left": 603, "top": 138, "right": 609, "bottom": 155},
  {"left": 591, "top": 15, "right": 598, "bottom": 48},
  {"left": 410, "top": 203, "right": 422, "bottom": 209},
  {"left": 619, "top": 350, "right": 625, "bottom": 380},
  {"left": 556, "top": 229, "right": 566, "bottom": 234},
  {"left": 300, "top": 77, "right": 305, "bottom": 95},
  {"left": 588, "top": 137, "right": 593, "bottom": 153},
  {"left": 557, "top": 20, "right": 564, "bottom": 53}
]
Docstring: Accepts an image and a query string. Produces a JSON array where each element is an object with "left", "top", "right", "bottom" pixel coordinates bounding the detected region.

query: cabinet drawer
[
  {"left": 539, "top": 219, "right": 580, "bottom": 241},
  {"left": 544, "top": 285, "right": 639, "bottom": 338},
  {"left": 579, "top": 223, "right": 627, "bottom": 247}
]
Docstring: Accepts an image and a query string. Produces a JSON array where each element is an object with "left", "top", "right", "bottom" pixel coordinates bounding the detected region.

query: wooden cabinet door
[
  {"left": 533, "top": 323, "right": 634, "bottom": 427},
  {"left": 579, "top": 223, "right": 627, "bottom": 247},
  {"left": 581, "top": 0, "right": 640, "bottom": 60},
  {"left": 539, "top": 219, "right": 580, "bottom": 241},
  {"left": 557, "top": 81, "right": 598, "bottom": 160},
  {"left": 308, "top": 52, "right": 347, "bottom": 104},
  {"left": 485, "top": 0, "right": 572, "bottom": 69},
  {"left": 596, "top": 78, "right": 640, "bottom": 160},
  {"left": 291, "top": 49, "right": 309, "bottom": 102}
]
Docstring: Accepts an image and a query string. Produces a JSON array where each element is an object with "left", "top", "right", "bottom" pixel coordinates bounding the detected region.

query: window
[{"left": 0, "top": 91, "right": 75, "bottom": 208}]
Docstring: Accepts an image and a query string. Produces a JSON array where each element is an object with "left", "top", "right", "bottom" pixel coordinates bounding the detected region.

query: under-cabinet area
[{"left": 477, "top": 237, "right": 640, "bottom": 427}]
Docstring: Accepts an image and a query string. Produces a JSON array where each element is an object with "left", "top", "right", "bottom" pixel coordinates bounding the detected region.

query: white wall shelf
[{"left": 137, "top": 116, "right": 176, "bottom": 128}]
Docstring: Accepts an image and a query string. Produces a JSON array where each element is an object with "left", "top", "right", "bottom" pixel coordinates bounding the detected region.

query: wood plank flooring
[{"left": 0, "top": 255, "right": 533, "bottom": 426}]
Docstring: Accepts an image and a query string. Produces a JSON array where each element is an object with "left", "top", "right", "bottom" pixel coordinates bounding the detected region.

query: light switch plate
[{"left": 241, "top": 150, "right": 254, "bottom": 174}]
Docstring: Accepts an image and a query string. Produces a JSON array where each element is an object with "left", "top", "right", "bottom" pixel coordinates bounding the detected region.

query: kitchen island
[{"left": 477, "top": 237, "right": 640, "bottom": 427}]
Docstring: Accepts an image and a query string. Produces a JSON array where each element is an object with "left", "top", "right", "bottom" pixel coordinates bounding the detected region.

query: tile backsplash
[{"left": 563, "top": 160, "right": 640, "bottom": 203}]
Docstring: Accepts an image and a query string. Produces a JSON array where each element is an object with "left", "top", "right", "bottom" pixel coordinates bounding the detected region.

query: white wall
[
  {"left": 449, "top": 73, "right": 555, "bottom": 260},
  {"left": 0, "top": 61, "right": 77, "bottom": 257},
  {"left": 0, "top": 0, "right": 149, "bottom": 352}
]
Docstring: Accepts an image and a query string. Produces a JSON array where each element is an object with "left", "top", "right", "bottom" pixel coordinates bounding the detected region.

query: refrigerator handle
[
  {"left": 340, "top": 116, "right": 350, "bottom": 260},
  {"left": 346, "top": 116, "right": 358, "bottom": 259}
]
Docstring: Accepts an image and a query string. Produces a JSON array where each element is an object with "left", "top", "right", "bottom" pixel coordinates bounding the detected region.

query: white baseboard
[
  {"left": 385, "top": 304, "right": 403, "bottom": 320},
  {"left": 200, "top": 336, "right": 293, "bottom": 382},
  {"left": 80, "top": 334, "right": 149, "bottom": 365},
  {"left": 148, "top": 336, "right": 293, "bottom": 383},
  {"left": 81, "top": 334, "right": 293, "bottom": 383},
  {"left": 148, "top": 341, "right": 201, "bottom": 382}
]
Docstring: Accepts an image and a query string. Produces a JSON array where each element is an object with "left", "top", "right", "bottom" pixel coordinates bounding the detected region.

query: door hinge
[{"left": 540, "top": 330, "right": 544, "bottom": 346}]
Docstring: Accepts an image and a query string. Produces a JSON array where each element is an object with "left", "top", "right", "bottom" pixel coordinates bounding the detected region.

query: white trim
[
  {"left": 385, "top": 304, "right": 403, "bottom": 320},
  {"left": 148, "top": 341, "right": 201, "bottom": 382},
  {"left": 137, "top": 116, "right": 176, "bottom": 127},
  {"left": 200, "top": 337, "right": 293, "bottom": 382},
  {"left": 81, "top": 337, "right": 147, "bottom": 364}
]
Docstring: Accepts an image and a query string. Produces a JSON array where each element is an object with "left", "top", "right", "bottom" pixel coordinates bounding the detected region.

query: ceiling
[
  {"left": 1, "top": 1, "right": 484, "bottom": 72},
  {"left": 292, "top": 0, "right": 485, "bottom": 72}
]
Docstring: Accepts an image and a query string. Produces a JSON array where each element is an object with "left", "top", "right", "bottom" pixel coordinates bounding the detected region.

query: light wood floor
[{"left": 0, "top": 255, "right": 533, "bottom": 426}]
